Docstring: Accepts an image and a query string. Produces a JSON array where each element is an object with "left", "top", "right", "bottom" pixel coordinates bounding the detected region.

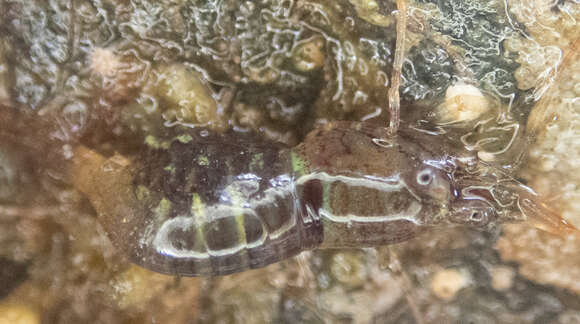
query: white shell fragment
[
  {"left": 442, "top": 83, "right": 490, "bottom": 122},
  {"left": 430, "top": 268, "right": 470, "bottom": 301}
]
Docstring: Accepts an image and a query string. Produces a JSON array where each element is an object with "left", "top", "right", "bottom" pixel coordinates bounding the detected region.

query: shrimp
[
  {"left": 0, "top": 15, "right": 577, "bottom": 278},
  {"left": 50, "top": 119, "right": 573, "bottom": 276}
]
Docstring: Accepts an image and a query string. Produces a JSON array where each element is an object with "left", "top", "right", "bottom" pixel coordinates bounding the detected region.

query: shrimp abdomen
[{"left": 72, "top": 131, "right": 322, "bottom": 276}]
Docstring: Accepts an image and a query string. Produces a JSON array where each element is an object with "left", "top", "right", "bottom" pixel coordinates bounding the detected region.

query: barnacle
[
  {"left": 440, "top": 83, "right": 491, "bottom": 122},
  {"left": 155, "top": 64, "right": 226, "bottom": 130}
]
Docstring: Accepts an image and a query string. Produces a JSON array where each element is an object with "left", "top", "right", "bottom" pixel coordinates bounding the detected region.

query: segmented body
[
  {"left": 2, "top": 105, "right": 573, "bottom": 276},
  {"left": 76, "top": 122, "right": 459, "bottom": 276},
  {"left": 128, "top": 131, "right": 322, "bottom": 276}
]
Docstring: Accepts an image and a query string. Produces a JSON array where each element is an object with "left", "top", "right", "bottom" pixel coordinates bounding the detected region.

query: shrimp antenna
[{"left": 388, "top": 0, "right": 407, "bottom": 135}]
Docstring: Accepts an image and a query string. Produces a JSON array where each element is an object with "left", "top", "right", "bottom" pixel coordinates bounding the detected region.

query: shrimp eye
[
  {"left": 470, "top": 210, "right": 484, "bottom": 223},
  {"left": 417, "top": 169, "right": 433, "bottom": 185}
]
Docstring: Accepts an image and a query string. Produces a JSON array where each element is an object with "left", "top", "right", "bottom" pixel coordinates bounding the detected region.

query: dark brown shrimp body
[
  {"left": 1, "top": 102, "right": 575, "bottom": 276},
  {"left": 71, "top": 131, "right": 321, "bottom": 276},
  {"left": 70, "top": 122, "right": 517, "bottom": 276}
]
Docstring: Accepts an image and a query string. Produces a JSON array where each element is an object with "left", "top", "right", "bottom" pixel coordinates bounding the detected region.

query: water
[{"left": 0, "top": 0, "right": 579, "bottom": 323}]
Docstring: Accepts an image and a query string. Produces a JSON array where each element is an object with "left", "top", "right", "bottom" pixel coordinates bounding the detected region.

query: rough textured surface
[
  {"left": 0, "top": 0, "right": 580, "bottom": 323},
  {"left": 497, "top": 224, "right": 580, "bottom": 294},
  {"left": 494, "top": 0, "right": 580, "bottom": 297}
]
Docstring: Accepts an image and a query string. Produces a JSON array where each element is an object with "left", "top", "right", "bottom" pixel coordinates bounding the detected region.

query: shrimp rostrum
[{"left": 52, "top": 119, "right": 574, "bottom": 276}]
